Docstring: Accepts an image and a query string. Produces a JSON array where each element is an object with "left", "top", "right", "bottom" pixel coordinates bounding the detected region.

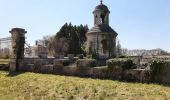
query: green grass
[
  {"left": 0, "top": 71, "right": 170, "bottom": 100},
  {"left": 0, "top": 59, "right": 9, "bottom": 64}
]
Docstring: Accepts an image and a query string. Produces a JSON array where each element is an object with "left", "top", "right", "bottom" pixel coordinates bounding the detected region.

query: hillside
[{"left": 0, "top": 71, "right": 170, "bottom": 100}]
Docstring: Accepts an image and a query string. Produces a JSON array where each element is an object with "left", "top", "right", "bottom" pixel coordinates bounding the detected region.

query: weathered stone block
[
  {"left": 122, "top": 69, "right": 151, "bottom": 82},
  {"left": 34, "top": 59, "right": 48, "bottom": 72},
  {"left": 92, "top": 66, "right": 107, "bottom": 78},
  {"left": 38, "top": 53, "right": 48, "bottom": 59},
  {"left": 68, "top": 54, "right": 74, "bottom": 60},
  {"left": 106, "top": 58, "right": 135, "bottom": 80},
  {"left": 60, "top": 59, "right": 70, "bottom": 66},
  {"left": 76, "top": 59, "right": 96, "bottom": 76},
  {"left": 76, "top": 59, "right": 97, "bottom": 68},
  {"left": 53, "top": 59, "right": 63, "bottom": 74},
  {"left": 41, "top": 64, "right": 53, "bottom": 73},
  {"left": 9, "top": 60, "right": 16, "bottom": 72},
  {"left": 0, "top": 64, "right": 9, "bottom": 71},
  {"left": 54, "top": 54, "right": 64, "bottom": 59},
  {"left": 23, "top": 64, "right": 34, "bottom": 72},
  {"left": 63, "top": 66, "right": 77, "bottom": 76}
]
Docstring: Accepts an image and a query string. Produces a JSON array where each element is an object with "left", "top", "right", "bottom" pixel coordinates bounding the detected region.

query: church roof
[{"left": 87, "top": 24, "right": 117, "bottom": 35}]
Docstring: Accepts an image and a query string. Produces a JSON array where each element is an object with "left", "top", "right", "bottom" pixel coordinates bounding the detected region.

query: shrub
[
  {"left": 119, "top": 56, "right": 128, "bottom": 58},
  {"left": 150, "top": 60, "right": 166, "bottom": 75},
  {"left": 107, "top": 58, "right": 134, "bottom": 70},
  {"left": 92, "top": 52, "right": 98, "bottom": 59},
  {"left": 76, "top": 59, "right": 97, "bottom": 68},
  {"left": 78, "top": 54, "right": 84, "bottom": 59},
  {"left": 63, "top": 61, "right": 70, "bottom": 66},
  {"left": 149, "top": 60, "right": 167, "bottom": 82},
  {"left": 86, "top": 55, "right": 92, "bottom": 59}
]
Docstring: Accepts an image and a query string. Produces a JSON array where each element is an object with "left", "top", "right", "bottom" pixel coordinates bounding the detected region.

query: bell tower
[
  {"left": 86, "top": 0, "right": 118, "bottom": 59},
  {"left": 93, "top": 0, "right": 110, "bottom": 25}
]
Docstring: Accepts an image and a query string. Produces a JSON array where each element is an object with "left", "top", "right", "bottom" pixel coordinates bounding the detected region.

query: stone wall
[
  {"left": 151, "top": 61, "right": 170, "bottom": 84},
  {"left": 17, "top": 58, "right": 150, "bottom": 82},
  {"left": 1, "top": 58, "right": 170, "bottom": 85},
  {"left": 0, "top": 64, "right": 9, "bottom": 71}
]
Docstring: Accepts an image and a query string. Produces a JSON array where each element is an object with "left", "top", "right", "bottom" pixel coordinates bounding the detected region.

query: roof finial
[{"left": 100, "top": 0, "right": 103, "bottom": 4}]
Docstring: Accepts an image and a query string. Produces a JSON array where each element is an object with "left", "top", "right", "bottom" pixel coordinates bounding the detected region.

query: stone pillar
[{"left": 9, "top": 28, "right": 27, "bottom": 72}]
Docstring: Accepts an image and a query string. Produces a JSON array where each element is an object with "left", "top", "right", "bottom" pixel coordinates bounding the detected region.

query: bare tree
[{"left": 45, "top": 36, "right": 69, "bottom": 56}]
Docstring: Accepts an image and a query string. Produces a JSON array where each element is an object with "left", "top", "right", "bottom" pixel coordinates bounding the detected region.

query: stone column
[{"left": 9, "top": 28, "right": 27, "bottom": 72}]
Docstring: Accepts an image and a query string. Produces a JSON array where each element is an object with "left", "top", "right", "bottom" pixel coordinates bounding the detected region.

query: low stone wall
[
  {"left": 0, "top": 64, "right": 9, "bottom": 71},
  {"left": 4, "top": 58, "right": 170, "bottom": 85},
  {"left": 91, "top": 67, "right": 108, "bottom": 78},
  {"left": 23, "top": 58, "right": 55, "bottom": 65},
  {"left": 63, "top": 66, "right": 77, "bottom": 76},
  {"left": 106, "top": 58, "right": 135, "bottom": 80}
]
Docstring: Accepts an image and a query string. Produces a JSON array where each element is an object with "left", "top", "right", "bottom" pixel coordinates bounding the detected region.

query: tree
[
  {"left": 43, "top": 36, "right": 69, "bottom": 56},
  {"left": 39, "top": 23, "right": 89, "bottom": 56},
  {"left": 56, "top": 22, "right": 88, "bottom": 55},
  {"left": 116, "top": 40, "right": 122, "bottom": 57},
  {"left": 40, "top": 35, "right": 55, "bottom": 56}
]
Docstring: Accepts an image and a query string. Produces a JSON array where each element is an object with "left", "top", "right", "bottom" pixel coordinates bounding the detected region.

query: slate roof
[{"left": 87, "top": 24, "right": 117, "bottom": 35}]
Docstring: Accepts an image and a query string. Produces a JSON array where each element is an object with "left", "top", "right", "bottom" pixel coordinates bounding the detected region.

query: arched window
[
  {"left": 101, "top": 39, "right": 107, "bottom": 54},
  {"left": 100, "top": 13, "right": 106, "bottom": 24},
  {"left": 95, "top": 15, "right": 97, "bottom": 24}
]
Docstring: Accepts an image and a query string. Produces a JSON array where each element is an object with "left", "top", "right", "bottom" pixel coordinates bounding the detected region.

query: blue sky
[{"left": 0, "top": 0, "right": 170, "bottom": 52}]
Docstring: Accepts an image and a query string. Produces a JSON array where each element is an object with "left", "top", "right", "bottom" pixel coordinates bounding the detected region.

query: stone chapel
[{"left": 86, "top": 0, "right": 118, "bottom": 59}]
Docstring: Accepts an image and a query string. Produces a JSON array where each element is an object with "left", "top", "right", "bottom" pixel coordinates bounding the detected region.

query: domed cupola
[
  {"left": 93, "top": 0, "right": 110, "bottom": 25},
  {"left": 93, "top": 1, "right": 110, "bottom": 13}
]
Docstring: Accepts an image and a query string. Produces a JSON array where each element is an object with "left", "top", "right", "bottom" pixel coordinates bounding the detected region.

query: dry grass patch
[{"left": 0, "top": 71, "right": 170, "bottom": 100}]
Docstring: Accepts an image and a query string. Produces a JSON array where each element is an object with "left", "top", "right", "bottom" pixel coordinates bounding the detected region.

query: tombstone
[{"left": 9, "top": 28, "right": 27, "bottom": 72}]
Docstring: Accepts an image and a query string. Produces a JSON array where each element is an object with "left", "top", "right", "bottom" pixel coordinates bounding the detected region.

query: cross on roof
[{"left": 100, "top": 0, "right": 103, "bottom": 4}]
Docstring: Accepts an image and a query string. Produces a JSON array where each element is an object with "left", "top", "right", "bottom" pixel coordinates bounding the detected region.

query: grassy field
[
  {"left": 0, "top": 59, "right": 9, "bottom": 64},
  {"left": 0, "top": 71, "right": 170, "bottom": 100}
]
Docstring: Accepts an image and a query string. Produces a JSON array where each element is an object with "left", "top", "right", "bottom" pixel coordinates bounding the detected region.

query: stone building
[
  {"left": 0, "top": 37, "right": 12, "bottom": 57},
  {"left": 86, "top": 0, "right": 118, "bottom": 59}
]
